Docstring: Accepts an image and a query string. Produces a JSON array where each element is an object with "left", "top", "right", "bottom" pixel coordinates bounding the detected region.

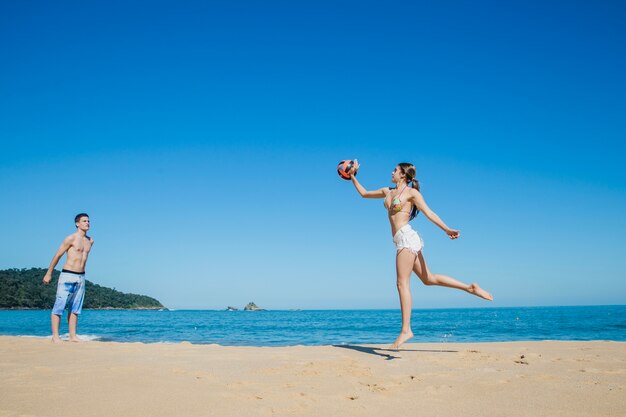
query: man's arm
[{"left": 42, "top": 236, "right": 73, "bottom": 285}]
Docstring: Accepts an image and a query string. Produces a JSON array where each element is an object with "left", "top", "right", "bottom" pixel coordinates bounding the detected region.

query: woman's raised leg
[{"left": 412, "top": 252, "right": 493, "bottom": 300}]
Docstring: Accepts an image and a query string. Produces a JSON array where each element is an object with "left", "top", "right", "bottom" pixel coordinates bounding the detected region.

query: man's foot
[
  {"left": 389, "top": 330, "right": 414, "bottom": 350},
  {"left": 468, "top": 283, "right": 493, "bottom": 301},
  {"left": 69, "top": 336, "right": 83, "bottom": 343},
  {"left": 51, "top": 336, "right": 62, "bottom": 344}
]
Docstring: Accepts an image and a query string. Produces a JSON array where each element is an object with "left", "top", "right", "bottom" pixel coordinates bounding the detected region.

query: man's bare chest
[{"left": 69, "top": 238, "right": 92, "bottom": 255}]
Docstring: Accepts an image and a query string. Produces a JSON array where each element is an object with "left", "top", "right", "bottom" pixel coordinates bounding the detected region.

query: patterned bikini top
[{"left": 384, "top": 186, "right": 411, "bottom": 214}]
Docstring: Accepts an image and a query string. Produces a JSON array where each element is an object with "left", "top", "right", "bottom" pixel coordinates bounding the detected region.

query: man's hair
[{"left": 74, "top": 213, "right": 89, "bottom": 225}]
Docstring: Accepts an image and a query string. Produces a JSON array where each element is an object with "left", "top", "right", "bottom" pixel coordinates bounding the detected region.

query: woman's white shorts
[{"left": 393, "top": 224, "right": 424, "bottom": 255}]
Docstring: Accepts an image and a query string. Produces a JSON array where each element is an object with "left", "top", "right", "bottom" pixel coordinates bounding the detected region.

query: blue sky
[{"left": 1, "top": 0, "right": 625, "bottom": 309}]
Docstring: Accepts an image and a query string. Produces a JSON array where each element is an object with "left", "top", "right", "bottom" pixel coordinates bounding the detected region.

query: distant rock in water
[
  {"left": 226, "top": 306, "right": 238, "bottom": 311},
  {"left": 243, "top": 302, "right": 265, "bottom": 311},
  {"left": 0, "top": 268, "right": 166, "bottom": 310}
]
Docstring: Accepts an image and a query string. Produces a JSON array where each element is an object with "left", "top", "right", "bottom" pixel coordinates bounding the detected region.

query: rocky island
[{"left": 243, "top": 302, "right": 265, "bottom": 311}]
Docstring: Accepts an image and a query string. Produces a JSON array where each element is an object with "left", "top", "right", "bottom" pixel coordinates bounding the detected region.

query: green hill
[{"left": 0, "top": 268, "right": 165, "bottom": 310}]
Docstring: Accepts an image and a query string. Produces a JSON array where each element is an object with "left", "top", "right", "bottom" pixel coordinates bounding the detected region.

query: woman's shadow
[{"left": 333, "top": 344, "right": 457, "bottom": 361}]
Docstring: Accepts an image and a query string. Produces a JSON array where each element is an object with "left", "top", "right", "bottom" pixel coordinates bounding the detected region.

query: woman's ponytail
[{"left": 398, "top": 162, "right": 420, "bottom": 220}]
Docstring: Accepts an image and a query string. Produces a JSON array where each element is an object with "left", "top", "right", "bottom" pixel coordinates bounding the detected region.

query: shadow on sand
[{"left": 333, "top": 344, "right": 458, "bottom": 360}]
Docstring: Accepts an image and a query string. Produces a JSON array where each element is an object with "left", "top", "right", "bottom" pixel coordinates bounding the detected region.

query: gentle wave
[{"left": 15, "top": 334, "right": 103, "bottom": 342}]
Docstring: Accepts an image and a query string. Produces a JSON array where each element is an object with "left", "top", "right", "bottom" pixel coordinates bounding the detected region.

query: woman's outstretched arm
[
  {"left": 410, "top": 189, "right": 460, "bottom": 239},
  {"left": 349, "top": 162, "right": 386, "bottom": 198}
]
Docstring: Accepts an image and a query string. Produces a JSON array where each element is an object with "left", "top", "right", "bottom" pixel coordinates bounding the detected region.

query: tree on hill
[{"left": 0, "top": 268, "right": 165, "bottom": 310}]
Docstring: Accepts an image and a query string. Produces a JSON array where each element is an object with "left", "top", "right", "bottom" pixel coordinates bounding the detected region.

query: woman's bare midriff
[{"left": 389, "top": 212, "right": 410, "bottom": 237}]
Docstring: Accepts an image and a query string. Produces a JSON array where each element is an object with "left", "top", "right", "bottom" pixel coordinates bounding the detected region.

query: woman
[{"left": 349, "top": 161, "right": 493, "bottom": 349}]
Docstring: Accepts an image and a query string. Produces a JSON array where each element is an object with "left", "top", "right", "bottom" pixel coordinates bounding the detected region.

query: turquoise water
[{"left": 0, "top": 306, "right": 624, "bottom": 346}]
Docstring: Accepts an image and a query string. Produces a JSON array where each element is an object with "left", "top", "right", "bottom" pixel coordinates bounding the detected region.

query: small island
[
  {"left": 243, "top": 302, "right": 265, "bottom": 311},
  {"left": 0, "top": 268, "right": 166, "bottom": 310}
]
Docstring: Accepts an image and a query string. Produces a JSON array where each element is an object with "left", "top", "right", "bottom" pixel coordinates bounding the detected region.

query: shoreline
[
  {"left": 3, "top": 334, "right": 625, "bottom": 346},
  {"left": 1, "top": 337, "right": 624, "bottom": 417}
]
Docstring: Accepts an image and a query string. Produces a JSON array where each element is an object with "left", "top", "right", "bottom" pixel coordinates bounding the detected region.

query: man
[{"left": 43, "top": 213, "right": 94, "bottom": 343}]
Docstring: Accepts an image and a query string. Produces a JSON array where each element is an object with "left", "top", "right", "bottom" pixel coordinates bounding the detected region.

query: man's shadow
[{"left": 333, "top": 344, "right": 458, "bottom": 361}]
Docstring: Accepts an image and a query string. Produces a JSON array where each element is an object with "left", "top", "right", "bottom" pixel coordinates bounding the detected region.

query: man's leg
[
  {"left": 51, "top": 281, "right": 71, "bottom": 343},
  {"left": 68, "top": 313, "right": 80, "bottom": 342},
  {"left": 51, "top": 314, "right": 62, "bottom": 343},
  {"left": 67, "top": 279, "right": 85, "bottom": 342}
]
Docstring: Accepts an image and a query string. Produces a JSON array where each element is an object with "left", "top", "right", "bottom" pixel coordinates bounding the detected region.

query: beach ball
[{"left": 337, "top": 160, "right": 355, "bottom": 180}]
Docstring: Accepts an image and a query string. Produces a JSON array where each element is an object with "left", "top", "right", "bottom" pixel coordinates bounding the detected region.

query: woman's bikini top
[{"left": 384, "top": 186, "right": 412, "bottom": 214}]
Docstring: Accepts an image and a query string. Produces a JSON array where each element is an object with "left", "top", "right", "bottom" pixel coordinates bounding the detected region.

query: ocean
[{"left": 0, "top": 305, "right": 624, "bottom": 346}]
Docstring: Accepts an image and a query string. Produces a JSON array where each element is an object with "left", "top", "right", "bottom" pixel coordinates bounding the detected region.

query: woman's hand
[
  {"left": 349, "top": 159, "right": 360, "bottom": 176},
  {"left": 446, "top": 228, "right": 460, "bottom": 240}
]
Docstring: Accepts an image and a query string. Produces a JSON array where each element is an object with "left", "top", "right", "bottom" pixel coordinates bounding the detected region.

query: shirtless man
[{"left": 43, "top": 213, "right": 94, "bottom": 343}]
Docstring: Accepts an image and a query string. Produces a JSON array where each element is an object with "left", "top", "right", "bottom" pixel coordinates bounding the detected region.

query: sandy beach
[{"left": 1, "top": 337, "right": 624, "bottom": 417}]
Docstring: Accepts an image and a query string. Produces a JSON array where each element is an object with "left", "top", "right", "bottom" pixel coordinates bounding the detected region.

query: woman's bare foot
[
  {"left": 69, "top": 336, "right": 82, "bottom": 343},
  {"left": 389, "top": 330, "right": 414, "bottom": 350},
  {"left": 51, "top": 336, "right": 62, "bottom": 344},
  {"left": 468, "top": 283, "right": 493, "bottom": 301}
]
